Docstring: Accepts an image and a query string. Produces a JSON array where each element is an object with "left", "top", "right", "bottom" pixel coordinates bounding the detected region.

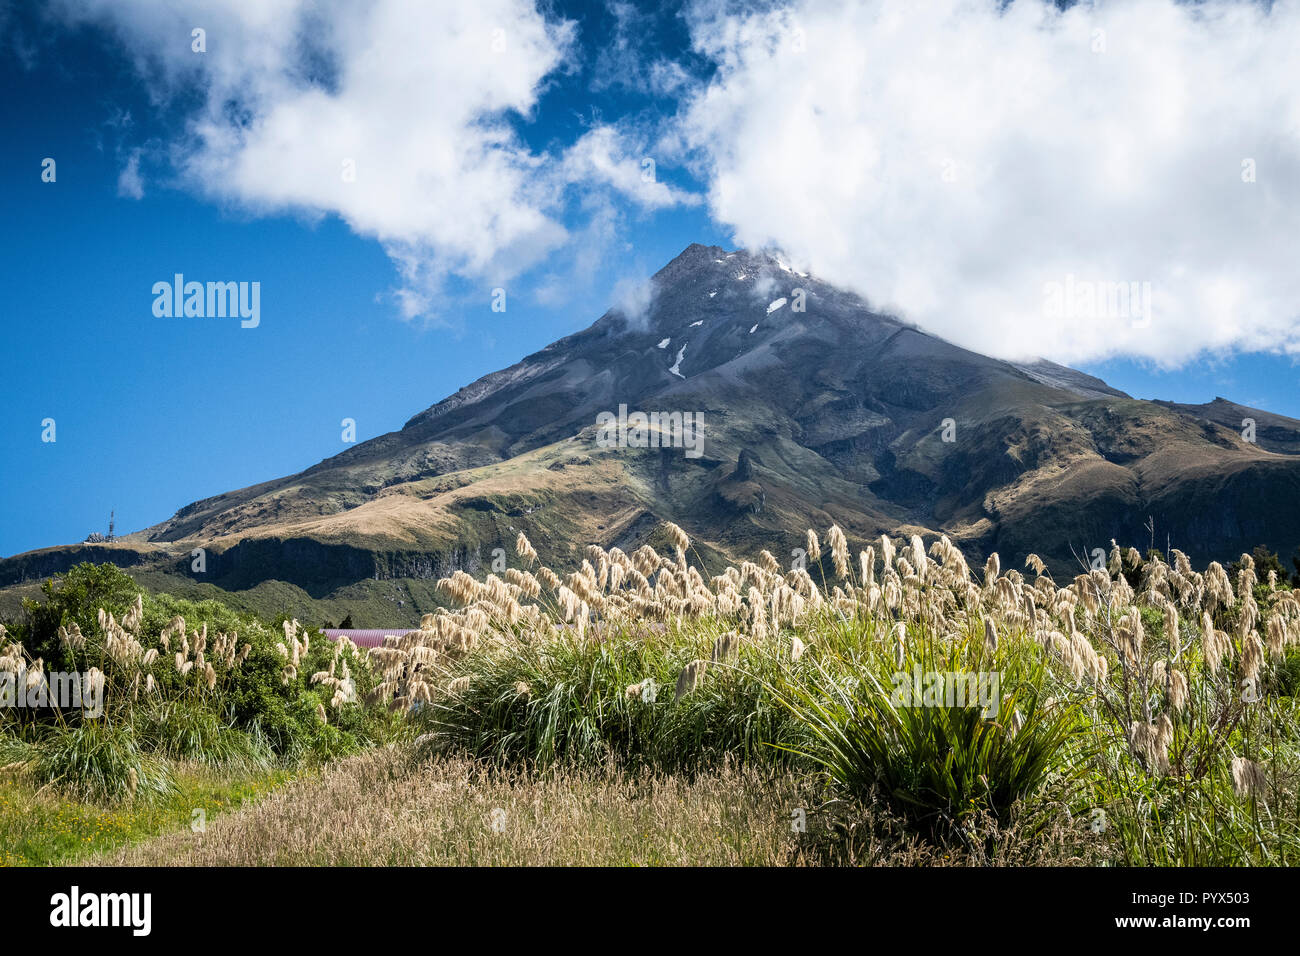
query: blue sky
[{"left": 3, "top": 0, "right": 1299, "bottom": 557}]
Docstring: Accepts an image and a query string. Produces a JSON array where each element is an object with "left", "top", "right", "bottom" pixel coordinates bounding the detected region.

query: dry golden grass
[
  {"left": 93, "top": 746, "right": 810, "bottom": 866},
  {"left": 164, "top": 442, "right": 637, "bottom": 551},
  {"left": 91, "top": 745, "right": 1106, "bottom": 867}
]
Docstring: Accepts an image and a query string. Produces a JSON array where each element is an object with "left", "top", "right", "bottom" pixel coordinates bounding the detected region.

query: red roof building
[{"left": 321, "top": 628, "right": 417, "bottom": 648}]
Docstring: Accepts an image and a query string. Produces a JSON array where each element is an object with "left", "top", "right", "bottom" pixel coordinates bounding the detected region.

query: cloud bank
[
  {"left": 51, "top": 0, "right": 693, "bottom": 317},
  {"left": 676, "top": 0, "right": 1300, "bottom": 366},
  {"left": 46, "top": 0, "right": 1300, "bottom": 364}
]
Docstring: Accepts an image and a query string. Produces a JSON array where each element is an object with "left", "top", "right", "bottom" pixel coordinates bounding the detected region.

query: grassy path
[{"left": 0, "top": 764, "right": 303, "bottom": 866}]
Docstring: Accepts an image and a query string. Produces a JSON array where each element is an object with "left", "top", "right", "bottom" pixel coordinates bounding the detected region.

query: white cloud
[
  {"left": 591, "top": 0, "right": 649, "bottom": 92},
  {"left": 563, "top": 125, "right": 701, "bottom": 211},
  {"left": 678, "top": 0, "right": 1300, "bottom": 366},
  {"left": 50, "top": 0, "right": 580, "bottom": 316},
  {"left": 116, "top": 148, "right": 144, "bottom": 199},
  {"left": 610, "top": 272, "right": 658, "bottom": 327},
  {"left": 530, "top": 195, "right": 622, "bottom": 308},
  {"left": 647, "top": 59, "right": 693, "bottom": 98},
  {"left": 590, "top": 0, "right": 695, "bottom": 97}
]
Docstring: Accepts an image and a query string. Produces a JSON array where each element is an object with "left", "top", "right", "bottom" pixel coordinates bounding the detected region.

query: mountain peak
[
  {"left": 19, "top": 241, "right": 1300, "bottom": 620},
  {"left": 653, "top": 242, "right": 734, "bottom": 283}
]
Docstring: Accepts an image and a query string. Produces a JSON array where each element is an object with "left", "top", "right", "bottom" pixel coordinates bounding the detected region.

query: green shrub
[
  {"left": 31, "top": 721, "right": 174, "bottom": 804},
  {"left": 1276, "top": 646, "right": 1300, "bottom": 699},
  {"left": 134, "top": 701, "right": 271, "bottom": 769},
  {"left": 4, "top": 565, "right": 394, "bottom": 776},
  {"left": 14, "top": 563, "right": 140, "bottom": 668}
]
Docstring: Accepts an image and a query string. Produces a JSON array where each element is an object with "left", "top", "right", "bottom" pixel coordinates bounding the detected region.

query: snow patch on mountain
[{"left": 668, "top": 343, "right": 688, "bottom": 378}]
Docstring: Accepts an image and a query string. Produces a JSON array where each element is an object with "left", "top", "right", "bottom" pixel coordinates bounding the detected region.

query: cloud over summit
[{"left": 676, "top": 0, "right": 1300, "bottom": 366}]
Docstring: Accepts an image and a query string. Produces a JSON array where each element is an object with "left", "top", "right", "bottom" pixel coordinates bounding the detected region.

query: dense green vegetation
[
  {"left": 6, "top": 529, "right": 1300, "bottom": 867},
  {"left": 0, "top": 563, "right": 406, "bottom": 810}
]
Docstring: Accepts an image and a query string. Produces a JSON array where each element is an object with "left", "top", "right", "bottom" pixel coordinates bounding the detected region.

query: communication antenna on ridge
[{"left": 108, "top": 510, "right": 115, "bottom": 541}]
